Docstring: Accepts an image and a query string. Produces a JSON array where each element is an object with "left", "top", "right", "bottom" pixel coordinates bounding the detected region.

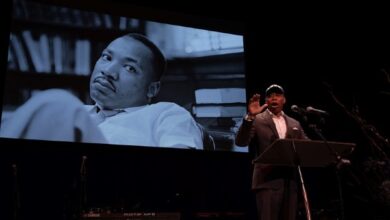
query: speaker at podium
[
  {"left": 253, "top": 139, "right": 355, "bottom": 220},
  {"left": 253, "top": 139, "right": 355, "bottom": 167}
]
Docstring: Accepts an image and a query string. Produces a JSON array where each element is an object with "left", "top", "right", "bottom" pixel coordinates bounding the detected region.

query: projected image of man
[{"left": 0, "top": 34, "right": 203, "bottom": 150}]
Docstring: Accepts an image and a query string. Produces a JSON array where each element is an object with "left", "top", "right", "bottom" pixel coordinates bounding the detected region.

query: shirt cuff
[{"left": 244, "top": 113, "right": 256, "bottom": 122}]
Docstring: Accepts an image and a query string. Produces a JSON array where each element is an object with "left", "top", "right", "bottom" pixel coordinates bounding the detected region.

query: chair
[{"left": 196, "top": 123, "right": 216, "bottom": 151}]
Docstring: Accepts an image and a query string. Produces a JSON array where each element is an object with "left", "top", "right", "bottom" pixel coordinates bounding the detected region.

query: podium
[
  {"left": 253, "top": 139, "right": 355, "bottom": 167},
  {"left": 253, "top": 139, "right": 355, "bottom": 220}
]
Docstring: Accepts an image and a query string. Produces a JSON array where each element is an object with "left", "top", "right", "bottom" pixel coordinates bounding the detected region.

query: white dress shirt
[
  {"left": 85, "top": 102, "right": 203, "bottom": 149},
  {"left": 267, "top": 109, "right": 287, "bottom": 139}
]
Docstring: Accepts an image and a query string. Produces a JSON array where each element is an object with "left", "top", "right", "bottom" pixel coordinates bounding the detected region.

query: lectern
[
  {"left": 253, "top": 139, "right": 355, "bottom": 167},
  {"left": 253, "top": 139, "right": 355, "bottom": 220}
]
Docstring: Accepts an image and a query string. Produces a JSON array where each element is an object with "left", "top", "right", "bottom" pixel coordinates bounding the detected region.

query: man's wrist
[{"left": 244, "top": 113, "right": 256, "bottom": 121}]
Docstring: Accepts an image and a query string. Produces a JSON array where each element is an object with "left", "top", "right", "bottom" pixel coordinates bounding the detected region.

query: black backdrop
[{"left": 1, "top": 1, "right": 390, "bottom": 219}]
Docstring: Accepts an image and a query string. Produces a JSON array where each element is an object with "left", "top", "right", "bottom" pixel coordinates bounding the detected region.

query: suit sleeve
[{"left": 235, "top": 118, "right": 256, "bottom": 146}]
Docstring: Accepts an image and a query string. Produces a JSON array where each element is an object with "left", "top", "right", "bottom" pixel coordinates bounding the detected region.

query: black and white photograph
[{"left": 1, "top": 0, "right": 247, "bottom": 152}]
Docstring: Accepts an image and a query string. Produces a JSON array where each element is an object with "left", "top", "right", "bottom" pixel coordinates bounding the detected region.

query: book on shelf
[
  {"left": 52, "top": 35, "right": 63, "bottom": 74},
  {"left": 22, "top": 30, "right": 44, "bottom": 73},
  {"left": 74, "top": 39, "right": 91, "bottom": 75},
  {"left": 102, "top": 14, "right": 113, "bottom": 29},
  {"left": 196, "top": 117, "right": 242, "bottom": 129},
  {"left": 7, "top": 45, "right": 16, "bottom": 70},
  {"left": 192, "top": 104, "right": 246, "bottom": 118},
  {"left": 9, "top": 33, "right": 29, "bottom": 72},
  {"left": 38, "top": 33, "right": 51, "bottom": 73},
  {"left": 194, "top": 88, "right": 246, "bottom": 104},
  {"left": 62, "top": 38, "right": 75, "bottom": 74},
  {"left": 119, "top": 16, "right": 127, "bottom": 30},
  {"left": 193, "top": 87, "right": 247, "bottom": 150}
]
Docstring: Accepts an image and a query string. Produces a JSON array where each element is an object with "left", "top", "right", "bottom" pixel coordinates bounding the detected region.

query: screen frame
[{"left": 0, "top": 0, "right": 250, "bottom": 153}]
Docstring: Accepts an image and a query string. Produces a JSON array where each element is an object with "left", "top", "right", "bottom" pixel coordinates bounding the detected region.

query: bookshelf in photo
[
  {"left": 192, "top": 88, "right": 247, "bottom": 151},
  {"left": 5, "top": 0, "right": 145, "bottom": 107}
]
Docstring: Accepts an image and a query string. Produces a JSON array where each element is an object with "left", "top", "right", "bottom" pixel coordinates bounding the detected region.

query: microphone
[
  {"left": 291, "top": 105, "right": 307, "bottom": 115},
  {"left": 306, "top": 106, "right": 329, "bottom": 116},
  {"left": 80, "top": 156, "right": 88, "bottom": 211},
  {"left": 80, "top": 155, "right": 87, "bottom": 175}
]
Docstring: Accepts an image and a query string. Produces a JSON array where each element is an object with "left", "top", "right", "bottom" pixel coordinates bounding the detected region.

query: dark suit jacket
[{"left": 235, "top": 110, "right": 308, "bottom": 190}]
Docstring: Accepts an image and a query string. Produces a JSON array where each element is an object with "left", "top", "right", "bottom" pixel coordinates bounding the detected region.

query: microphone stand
[
  {"left": 291, "top": 111, "right": 313, "bottom": 220},
  {"left": 291, "top": 138, "right": 312, "bottom": 220},
  {"left": 12, "top": 164, "right": 20, "bottom": 220},
  {"left": 308, "top": 119, "right": 348, "bottom": 220},
  {"left": 80, "top": 156, "right": 88, "bottom": 217}
]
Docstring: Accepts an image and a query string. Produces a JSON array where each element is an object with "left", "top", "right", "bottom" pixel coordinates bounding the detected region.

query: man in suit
[{"left": 235, "top": 84, "right": 308, "bottom": 220}]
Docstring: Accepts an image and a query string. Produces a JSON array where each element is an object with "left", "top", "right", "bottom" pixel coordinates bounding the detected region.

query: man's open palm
[{"left": 248, "top": 94, "right": 268, "bottom": 116}]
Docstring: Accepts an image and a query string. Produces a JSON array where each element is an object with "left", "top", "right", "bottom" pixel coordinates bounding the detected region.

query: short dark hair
[{"left": 125, "top": 33, "right": 166, "bottom": 81}]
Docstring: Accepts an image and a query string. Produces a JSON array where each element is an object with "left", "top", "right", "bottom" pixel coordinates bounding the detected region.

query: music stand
[{"left": 253, "top": 139, "right": 355, "bottom": 220}]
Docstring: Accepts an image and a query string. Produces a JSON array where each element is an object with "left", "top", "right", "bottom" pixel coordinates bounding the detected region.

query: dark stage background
[{"left": 1, "top": 1, "right": 390, "bottom": 220}]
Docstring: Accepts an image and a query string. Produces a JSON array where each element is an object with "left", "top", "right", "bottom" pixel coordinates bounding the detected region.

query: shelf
[
  {"left": 3, "top": 71, "right": 91, "bottom": 106},
  {"left": 5, "top": 71, "right": 90, "bottom": 90},
  {"left": 11, "top": 19, "right": 142, "bottom": 41}
]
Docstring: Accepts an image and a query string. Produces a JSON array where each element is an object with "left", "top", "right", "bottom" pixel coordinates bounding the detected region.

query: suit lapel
[
  {"left": 283, "top": 115, "right": 295, "bottom": 138},
  {"left": 265, "top": 112, "right": 280, "bottom": 138}
]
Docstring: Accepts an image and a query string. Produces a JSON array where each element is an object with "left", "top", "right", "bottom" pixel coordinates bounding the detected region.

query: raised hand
[{"left": 247, "top": 93, "right": 268, "bottom": 118}]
